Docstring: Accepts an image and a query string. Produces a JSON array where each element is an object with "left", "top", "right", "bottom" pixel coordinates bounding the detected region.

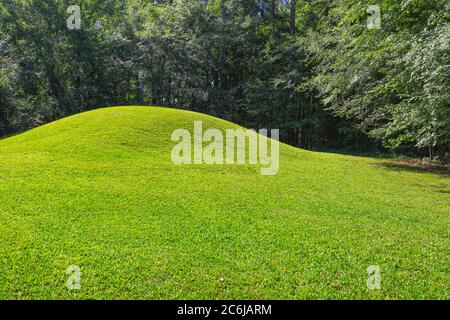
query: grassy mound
[{"left": 0, "top": 106, "right": 448, "bottom": 299}]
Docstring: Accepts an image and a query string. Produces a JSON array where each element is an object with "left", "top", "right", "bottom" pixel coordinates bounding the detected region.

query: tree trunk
[
  {"left": 220, "top": 0, "right": 227, "bottom": 91},
  {"left": 270, "top": 0, "right": 277, "bottom": 37},
  {"left": 290, "top": 0, "right": 296, "bottom": 36}
]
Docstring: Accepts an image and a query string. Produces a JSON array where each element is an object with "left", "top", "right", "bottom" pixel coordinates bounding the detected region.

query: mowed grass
[{"left": 0, "top": 106, "right": 448, "bottom": 300}]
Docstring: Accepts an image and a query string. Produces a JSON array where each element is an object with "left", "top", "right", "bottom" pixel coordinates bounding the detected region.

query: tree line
[{"left": 0, "top": 0, "right": 448, "bottom": 161}]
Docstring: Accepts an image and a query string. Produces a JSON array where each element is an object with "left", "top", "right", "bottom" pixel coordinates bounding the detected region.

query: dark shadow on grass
[
  {"left": 381, "top": 160, "right": 450, "bottom": 177},
  {"left": 313, "top": 147, "right": 397, "bottom": 159},
  {"left": 0, "top": 131, "right": 23, "bottom": 141}
]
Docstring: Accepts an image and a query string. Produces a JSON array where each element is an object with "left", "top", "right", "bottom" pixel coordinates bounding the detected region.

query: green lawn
[{"left": 0, "top": 106, "right": 448, "bottom": 300}]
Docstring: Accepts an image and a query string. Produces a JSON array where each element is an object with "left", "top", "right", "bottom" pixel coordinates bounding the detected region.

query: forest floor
[{"left": 0, "top": 106, "right": 448, "bottom": 299}]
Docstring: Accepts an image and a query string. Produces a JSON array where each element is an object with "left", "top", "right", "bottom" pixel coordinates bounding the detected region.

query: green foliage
[
  {"left": 0, "top": 0, "right": 448, "bottom": 159},
  {"left": 307, "top": 0, "right": 449, "bottom": 160}
]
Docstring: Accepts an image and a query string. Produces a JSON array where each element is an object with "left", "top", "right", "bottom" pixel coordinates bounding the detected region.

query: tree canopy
[{"left": 0, "top": 0, "right": 448, "bottom": 160}]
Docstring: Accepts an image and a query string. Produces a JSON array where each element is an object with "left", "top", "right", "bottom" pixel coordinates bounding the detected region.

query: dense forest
[{"left": 0, "top": 0, "right": 448, "bottom": 160}]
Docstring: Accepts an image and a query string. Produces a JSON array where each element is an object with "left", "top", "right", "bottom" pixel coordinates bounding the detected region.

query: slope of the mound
[{"left": 0, "top": 106, "right": 448, "bottom": 300}]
